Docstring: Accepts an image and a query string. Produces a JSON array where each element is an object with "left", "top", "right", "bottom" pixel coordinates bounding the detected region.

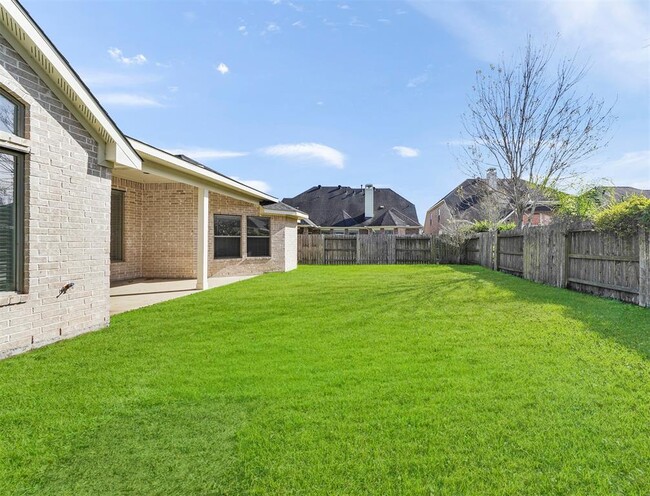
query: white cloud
[
  {"left": 167, "top": 148, "right": 248, "bottom": 160},
  {"left": 97, "top": 93, "right": 162, "bottom": 107},
  {"left": 108, "top": 47, "right": 147, "bottom": 65},
  {"left": 408, "top": 0, "right": 650, "bottom": 88},
  {"left": 338, "top": 4, "right": 351, "bottom": 9},
  {"left": 407, "top": 72, "right": 429, "bottom": 88},
  {"left": 392, "top": 146, "right": 420, "bottom": 158},
  {"left": 590, "top": 150, "right": 650, "bottom": 189},
  {"left": 292, "top": 20, "right": 306, "bottom": 28},
  {"left": 316, "top": 101, "right": 324, "bottom": 106},
  {"left": 216, "top": 63, "right": 230, "bottom": 75},
  {"left": 262, "top": 143, "right": 345, "bottom": 169},
  {"left": 238, "top": 25, "right": 248, "bottom": 36},
  {"left": 262, "top": 22, "right": 281, "bottom": 35},
  {"left": 80, "top": 71, "right": 160, "bottom": 87},
  {"left": 349, "top": 17, "right": 369, "bottom": 28},
  {"left": 232, "top": 177, "right": 272, "bottom": 193},
  {"left": 377, "top": 18, "right": 391, "bottom": 24}
]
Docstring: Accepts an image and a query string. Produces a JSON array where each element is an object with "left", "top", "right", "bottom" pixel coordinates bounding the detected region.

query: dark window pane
[
  {"left": 0, "top": 92, "right": 19, "bottom": 136},
  {"left": 247, "top": 216, "right": 270, "bottom": 237},
  {"left": 247, "top": 237, "right": 270, "bottom": 257},
  {"left": 215, "top": 237, "right": 241, "bottom": 258},
  {"left": 110, "top": 190, "right": 124, "bottom": 261},
  {"left": 215, "top": 215, "right": 241, "bottom": 236},
  {"left": 214, "top": 215, "right": 241, "bottom": 259},
  {"left": 247, "top": 217, "right": 270, "bottom": 257},
  {"left": 0, "top": 153, "right": 16, "bottom": 291}
]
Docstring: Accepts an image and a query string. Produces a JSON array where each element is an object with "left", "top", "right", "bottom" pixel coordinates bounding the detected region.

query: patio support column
[{"left": 196, "top": 187, "right": 209, "bottom": 290}]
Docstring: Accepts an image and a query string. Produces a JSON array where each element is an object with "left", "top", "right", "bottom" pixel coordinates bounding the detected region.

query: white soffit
[{"left": 129, "top": 137, "right": 279, "bottom": 204}]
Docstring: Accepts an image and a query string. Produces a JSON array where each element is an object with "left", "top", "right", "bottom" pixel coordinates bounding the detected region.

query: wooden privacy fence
[
  {"left": 467, "top": 226, "right": 650, "bottom": 307},
  {"left": 298, "top": 234, "right": 462, "bottom": 265},
  {"left": 298, "top": 228, "right": 650, "bottom": 307}
]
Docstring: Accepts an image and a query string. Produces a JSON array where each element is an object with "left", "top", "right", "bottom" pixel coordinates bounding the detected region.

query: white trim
[
  {"left": 129, "top": 137, "right": 277, "bottom": 203},
  {"left": 0, "top": 0, "right": 141, "bottom": 169},
  {"left": 0, "top": 131, "right": 29, "bottom": 153},
  {"left": 196, "top": 187, "right": 209, "bottom": 290},
  {"left": 262, "top": 207, "right": 308, "bottom": 220}
]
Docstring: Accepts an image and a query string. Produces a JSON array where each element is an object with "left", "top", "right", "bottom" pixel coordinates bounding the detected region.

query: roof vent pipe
[{"left": 365, "top": 184, "right": 374, "bottom": 218}]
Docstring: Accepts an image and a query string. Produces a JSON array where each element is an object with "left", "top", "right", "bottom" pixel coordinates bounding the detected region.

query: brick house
[
  {"left": 284, "top": 184, "right": 422, "bottom": 235},
  {"left": 423, "top": 169, "right": 555, "bottom": 234},
  {"left": 0, "top": 0, "right": 306, "bottom": 358}
]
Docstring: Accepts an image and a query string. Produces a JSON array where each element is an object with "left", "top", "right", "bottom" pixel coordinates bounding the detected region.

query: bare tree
[{"left": 460, "top": 37, "right": 615, "bottom": 227}]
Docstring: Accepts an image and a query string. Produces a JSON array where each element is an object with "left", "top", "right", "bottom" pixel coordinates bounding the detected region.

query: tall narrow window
[
  {"left": 0, "top": 152, "right": 23, "bottom": 291},
  {"left": 0, "top": 90, "right": 25, "bottom": 293},
  {"left": 110, "top": 189, "right": 125, "bottom": 262},
  {"left": 247, "top": 217, "right": 270, "bottom": 257},
  {"left": 214, "top": 214, "right": 241, "bottom": 259}
]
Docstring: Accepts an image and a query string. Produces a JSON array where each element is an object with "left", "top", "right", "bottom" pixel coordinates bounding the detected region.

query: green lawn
[{"left": 1, "top": 265, "right": 649, "bottom": 495}]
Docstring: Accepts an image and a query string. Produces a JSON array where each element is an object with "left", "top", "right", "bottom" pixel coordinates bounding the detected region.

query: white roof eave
[
  {"left": 129, "top": 137, "right": 278, "bottom": 203},
  {"left": 0, "top": 0, "right": 142, "bottom": 170}
]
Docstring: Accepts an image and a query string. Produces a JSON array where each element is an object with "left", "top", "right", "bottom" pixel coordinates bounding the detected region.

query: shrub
[
  {"left": 594, "top": 195, "right": 650, "bottom": 237},
  {"left": 468, "top": 220, "right": 516, "bottom": 233},
  {"left": 554, "top": 186, "right": 613, "bottom": 222}
]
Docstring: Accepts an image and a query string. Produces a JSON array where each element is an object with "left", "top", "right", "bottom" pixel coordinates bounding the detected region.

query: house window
[
  {"left": 110, "top": 189, "right": 125, "bottom": 262},
  {"left": 247, "top": 216, "right": 270, "bottom": 257},
  {"left": 0, "top": 89, "right": 25, "bottom": 137},
  {"left": 0, "top": 90, "right": 25, "bottom": 293},
  {"left": 215, "top": 214, "right": 241, "bottom": 259}
]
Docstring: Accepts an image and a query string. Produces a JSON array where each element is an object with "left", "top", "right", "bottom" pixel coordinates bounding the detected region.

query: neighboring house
[
  {"left": 423, "top": 169, "right": 555, "bottom": 235},
  {"left": 609, "top": 186, "right": 650, "bottom": 200},
  {"left": 0, "top": 0, "right": 306, "bottom": 358},
  {"left": 283, "top": 184, "right": 422, "bottom": 234}
]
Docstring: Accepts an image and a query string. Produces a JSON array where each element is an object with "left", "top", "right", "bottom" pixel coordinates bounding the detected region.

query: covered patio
[
  {"left": 109, "top": 138, "right": 307, "bottom": 298},
  {"left": 109, "top": 275, "right": 256, "bottom": 315}
]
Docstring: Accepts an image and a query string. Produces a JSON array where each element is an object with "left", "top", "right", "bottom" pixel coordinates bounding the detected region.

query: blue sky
[{"left": 23, "top": 0, "right": 650, "bottom": 220}]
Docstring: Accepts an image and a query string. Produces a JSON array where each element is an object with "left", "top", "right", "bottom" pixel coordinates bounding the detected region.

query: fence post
[
  {"left": 561, "top": 231, "right": 570, "bottom": 288},
  {"left": 639, "top": 229, "right": 649, "bottom": 307},
  {"left": 495, "top": 234, "right": 500, "bottom": 271}
]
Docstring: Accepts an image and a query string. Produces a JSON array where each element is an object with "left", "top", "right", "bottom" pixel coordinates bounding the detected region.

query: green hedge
[{"left": 594, "top": 195, "right": 650, "bottom": 237}]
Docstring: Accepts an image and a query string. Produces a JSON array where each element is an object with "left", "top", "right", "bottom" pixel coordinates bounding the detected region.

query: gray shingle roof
[
  {"left": 283, "top": 185, "right": 420, "bottom": 228},
  {"left": 262, "top": 201, "right": 307, "bottom": 216}
]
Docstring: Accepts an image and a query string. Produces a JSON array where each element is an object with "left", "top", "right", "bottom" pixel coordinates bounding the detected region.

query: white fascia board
[
  {"left": 1, "top": 0, "right": 141, "bottom": 170},
  {"left": 262, "top": 208, "right": 309, "bottom": 220},
  {"left": 426, "top": 200, "right": 446, "bottom": 214},
  {"left": 130, "top": 138, "right": 278, "bottom": 203}
]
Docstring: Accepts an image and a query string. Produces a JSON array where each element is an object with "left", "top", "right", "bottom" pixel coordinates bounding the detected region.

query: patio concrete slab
[{"left": 110, "top": 275, "right": 257, "bottom": 315}]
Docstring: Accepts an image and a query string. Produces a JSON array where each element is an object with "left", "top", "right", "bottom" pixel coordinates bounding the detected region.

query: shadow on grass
[{"left": 445, "top": 265, "right": 650, "bottom": 360}]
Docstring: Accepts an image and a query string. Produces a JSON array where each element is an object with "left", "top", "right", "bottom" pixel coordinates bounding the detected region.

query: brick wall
[
  {"left": 423, "top": 203, "right": 452, "bottom": 235},
  {"left": 110, "top": 177, "right": 143, "bottom": 281},
  {"left": 142, "top": 183, "right": 197, "bottom": 279},
  {"left": 208, "top": 192, "right": 295, "bottom": 276},
  {"left": 109, "top": 184, "right": 299, "bottom": 282},
  {"left": 0, "top": 34, "right": 111, "bottom": 358}
]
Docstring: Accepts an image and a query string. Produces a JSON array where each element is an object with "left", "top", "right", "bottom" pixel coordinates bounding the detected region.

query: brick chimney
[
  {"left": 364, "top": 184, "right": 374, "bottom": 218},
  {"left": 486, "top": 168, "right": 497, "bottom": 189}
]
